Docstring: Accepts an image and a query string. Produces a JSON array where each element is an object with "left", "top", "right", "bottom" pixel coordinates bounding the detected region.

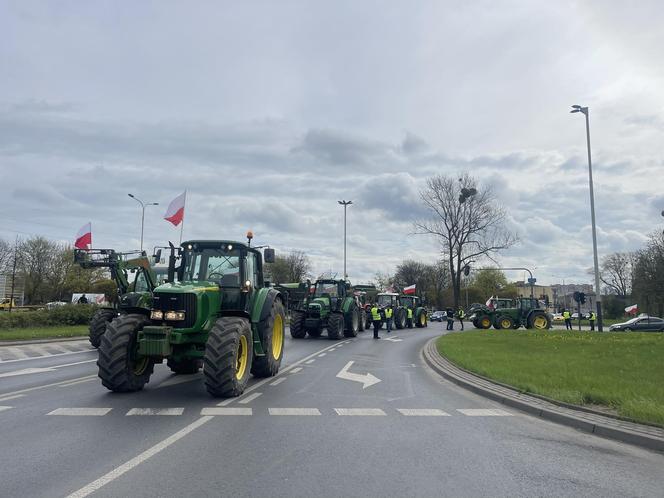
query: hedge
[{"left": 0, "top": 305, "right": 100, "bottom": 329}]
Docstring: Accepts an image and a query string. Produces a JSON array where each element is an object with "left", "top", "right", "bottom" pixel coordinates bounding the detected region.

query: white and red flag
[
  {"left": 74, "top": 222, "right": 92, "bottom": 250},
  {"left": 164, "top": 191, "right": 186, "bottom": 226},
  {"left": 403, "top": 284, "right": 416, "bottom": 295},
  {"left": 486, "top": 296, "right": 494, "bottom": 309},
  {"left": 625, "top": 304, "right": 638, "bottom": 315}
]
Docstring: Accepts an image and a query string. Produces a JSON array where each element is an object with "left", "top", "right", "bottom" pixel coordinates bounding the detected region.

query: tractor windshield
[
  {"left": 400, "top": 296, "right": 415, "bottom": 308},
  {"left": 314, "top": 282, "right": 338, "bottom": 298},
  {"left": 377, "top": 295, "right": 394, "bottom": 307},
  {"left": 183, "top": 247, "right": 241, "bottom": 286}
]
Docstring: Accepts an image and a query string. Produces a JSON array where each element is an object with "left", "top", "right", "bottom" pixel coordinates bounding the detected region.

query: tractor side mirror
[
  {"left": 153, "top": 249, "right": 162, "bottom": 264},
  {"left": 263, "top": 248, "right": 275, "bottom": 263}
]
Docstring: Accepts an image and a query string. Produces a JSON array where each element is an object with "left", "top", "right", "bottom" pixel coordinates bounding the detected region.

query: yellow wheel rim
[
  {"left": 501, "top": 319, "right": 511, "bottom": 329},
  {"left": 133, "top": 356, "right": 149, "bottom": 375},
  {"left": 533, "top": 316, "right": 547, "bottom": 329},
  {"left": 420, "top": 314, "right": 426, "bottom": 326},
  {"left": 481, "top": 318, "right": 490, "bottom": 328},
  {"left": 272, "top": 313, "right": 284, "bottom": 360},
  {"left": 236, "top": 335, "right": 248, "bottom": 380}
]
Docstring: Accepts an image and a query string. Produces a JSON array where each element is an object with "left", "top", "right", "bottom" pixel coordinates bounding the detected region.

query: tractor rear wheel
[
  {"left": 167, "top": 358, "right": 202, "bottom": 374},
  {"left": 204, "top": 317, "right": 253, "bottom": 397},
  {"left": 364, "top": 310, "right": 373, "bottom": 330},
  {"left": 97, "top": 314, "right": 155, "bottom": 392},
  {"left": 497, "top": 316, "right": 514, "bottom": 329},
  {"left": 358, "top": 310, "right": 366, "bottom": 332},
  {"left": 89, "top": 308, "right": 117, "bottom": 349},
  {"left": 328, "top": 312, "right": 344, "bottom": 340},
  {"left": 395, "top": 308, "right": 406, "bottom": 329},
  {"left": 477, "top": 315, "right": 492, "bottom": 329},
  {"left": 252, "top": 300, "right": 285, "bottom": 377},
  {"left": 290, "top": 310, "right": 306, "bottom": 339},
  {"left": 416, "top": 310, "right": 427, "bottom": 328},
  {"left": 528, "top": 311, "right": 551, "bottom": 330},
  {"left": 344, "top": 306, "right": 359, "bottom": 338}
]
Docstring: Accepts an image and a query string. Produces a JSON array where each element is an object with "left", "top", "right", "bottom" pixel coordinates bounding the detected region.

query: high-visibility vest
[
  {"left": 563, "top": 311, "right": 571, "bottom": 319},
  {"left": 458, "top": 309, "right": 465, "bottom": 318},
  {"left": 385, "top": 308, "right": 393, "bottom": 319},
  {"left": 589, "top": 312, "right": 596, "bottom": 321},
  {"left": 407, "top": 308, "right": 413, "bottom": 319},
  {"left": 371, "top": 307, "right": 381, "bottom": 321}
]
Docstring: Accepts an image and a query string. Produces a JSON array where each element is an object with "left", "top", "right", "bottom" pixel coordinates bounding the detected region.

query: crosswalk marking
[
  {"left": 318, "top": 353, "right": 327, "bottom": 357},
  {"left": 238, "top": 392, "right": 262, "bottom": 404},
  {"left": 126, "top": 408, "right": 185, "bottom": 416},
  {"left": 334, "top": 408, "right": 386, "bottom": 416},
  {"left": 0, "top": 406, "right": 13, "bottom": 413},
  {"left": 457, "top": 408, "right": 512, "bottom": 417},
  {"left": 304, "top": 359, "right": 315, "bottom": 364},
  {"left": 201, "top": 407, "right": 252, "bottom": 416},
  {"left": 0, "top": 394, "right": 26, "bottom": 402},
  {"left": 290, "top": 367, "right": 303, "bottom": 374},
  {"left": 268, "top": 408, "right": 321, "bottom": 416},
  {"left": 48, "top": 408, "right": 112, "bottom": 416},
  {"left": 397, "top": 408, "right": 451, "bottom": 417},
  {"left": 270, "top": 377, "right": 286, "bottom": 386},
  {"left": 58, "top": 378, "right": 96, "bottom": 388}
]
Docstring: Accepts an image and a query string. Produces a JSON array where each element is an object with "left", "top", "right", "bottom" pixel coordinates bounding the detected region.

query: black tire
[
  {"left": 415, "top": 309, "right": 427, "bottom": 328},
  {"left": 89, "top": 308, "right": 117, "bottom": 349},
  {"left": 528, "top": 311, "right": 551, "bottom": 330},
  {"left": 290, "top": 310, "right": 306, "bottom": 339},
  {"left": 472, "top": 318, "right": 479, "bottom": 328},
  {"left": 97, "top": 313, "right": 155, "bottom": 392},
  {"left": 344, "top": 306, "right": 359, "bottom": 338},
  {"left": 167, "top": 358, "right": 203, "bottom": 374},
  {"left": 251, "top": 300, "right": 285, "bottom": 377},
  {"left": 477, "top": 315, "right": 492, "bottom": 329},
  {"left": 328, "top": 312, "right": 344, "bottom": 340},
  {"left": 497, "top": 316, "right": 514, "bottom": 329},
  {"left": 395, "top": 308, "right": 406, "bottom": 329},
  {"left": 358, "top": 310, "right": 366, "bottom": 332},
  {"left": 364, "top": 310, "right": 373, "bottom": 330},
  {"left": 204, "top": 317, "right": 253, "bottom": 397}
]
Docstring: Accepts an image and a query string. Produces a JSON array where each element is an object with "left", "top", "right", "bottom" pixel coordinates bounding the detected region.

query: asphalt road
[{"left": 1, "top": 325, "right": 663, "bottom": 498}]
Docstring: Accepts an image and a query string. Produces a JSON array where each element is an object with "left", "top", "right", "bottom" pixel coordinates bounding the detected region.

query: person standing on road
[
  {"left": 457, "top": 307, "right": 465, "bottom": 331},
  {"left": 385, "top": 306, "right": 393, "bottom": 333},
  {"left": 589, "top": 310, "right": 596, "bottom": 331},
  {"left": 371, "top": 304, "right": 382, "bottom": 339},
  {"left": 563, "top": 309, "right": 572, "bottom": 330},
  {"left": 446, "top": 308, "right": 455, "bottom": 330},
  {"left": 406, "top": 306, "right": 414, "bottom": 328}
]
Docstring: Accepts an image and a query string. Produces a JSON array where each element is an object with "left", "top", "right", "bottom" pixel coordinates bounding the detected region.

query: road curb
[
  {"left": 422, "top": 337, "right": 664, "bottom": 453},
  {"left": 0, "top": 336, "right": 89, "bottom": 347}
]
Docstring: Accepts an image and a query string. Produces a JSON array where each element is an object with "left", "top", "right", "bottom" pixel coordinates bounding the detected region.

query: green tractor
[
  {"left": 97, "top": 239, "right": 285, "bottom": 398},
  {"left": 399, "top": 295, "right": 428, "bottom": 328},
  {"left": 290, "top": 279, "right": 360, "bottom": 340},
  {"left": 74, "top": 248, "right": 158, "bottom": 348},
  {"left": 375, "top": 292, "right": 406, "bottom": 329},
  {"left": 471, "top": 297, "right": 551, "bottom": 330}
]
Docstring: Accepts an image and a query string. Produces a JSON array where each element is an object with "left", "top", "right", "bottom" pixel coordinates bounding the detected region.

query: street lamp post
[
  {"left": 337, "top": 200, "right": 352, "bottom": 280},
  {"left": 571, "top": 105, "right": 603, "bottom": 331},
  {"left": 128, "top": 194, "right": 159, "bottom": 252}
]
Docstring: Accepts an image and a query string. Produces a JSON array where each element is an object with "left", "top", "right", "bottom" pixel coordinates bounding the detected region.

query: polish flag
[
  {"left": 164, "top": 191, "right": 186, "bottom": 226},
  {"left": 403, "top": 284, "right": 416, "bottom": 295},
  {"left": 486, "top": 296, "right": 494, "bottom": 309},
  {"left": 625, "top": 304, "right": 638, "bottom": 315},
  {"left": 74, "top": 222, "right": 92, "bottom": 250}
]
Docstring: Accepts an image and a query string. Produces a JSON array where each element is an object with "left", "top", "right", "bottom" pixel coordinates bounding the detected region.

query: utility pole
[
  {"left": 337, "top": 200, "right": 352, "bottom": 280},
  {"left": 128, "top": 194, "right": 159, "bottom": 252},
  {"left": 9, "top": 236, "right": 19, "bottom": 312}
]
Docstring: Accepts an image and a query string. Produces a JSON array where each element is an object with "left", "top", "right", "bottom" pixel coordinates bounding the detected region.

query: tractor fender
[
  {"left": 254, "top": 288, "right": 284, "bottom": 324},
  {"left": 341, "top": 297, "right": 356, "bottom": 314}
]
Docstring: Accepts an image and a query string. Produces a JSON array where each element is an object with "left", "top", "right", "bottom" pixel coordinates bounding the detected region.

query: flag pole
[{"left": 179, "top": 190, "right": 186, "bottom": 245}]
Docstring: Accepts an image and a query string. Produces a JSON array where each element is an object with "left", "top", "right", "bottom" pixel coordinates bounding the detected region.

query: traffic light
[
  {"left": 463, "top": 265, "right": 470, "bottom": 276},
  {"left": 579, "top": 292, "right": 586, "bottom": 304},
  {"left": 573, "top": 291, "right": 581, "bottom": 303}
]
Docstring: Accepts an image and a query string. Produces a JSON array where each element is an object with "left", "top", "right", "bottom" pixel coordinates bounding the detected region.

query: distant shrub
[{"left": 0, "top": 305, "right": 98, "bottom": 329}]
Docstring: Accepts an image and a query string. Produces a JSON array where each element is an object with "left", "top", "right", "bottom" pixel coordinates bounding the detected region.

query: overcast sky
[{"left": 1, "top": 1, "right": 663, "bottom": 286}]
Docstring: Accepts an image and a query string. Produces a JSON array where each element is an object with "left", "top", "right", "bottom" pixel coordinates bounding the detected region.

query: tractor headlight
[
  {"left": 164, "top": 311, "right": 186, "bottom": 321},
  {"left": 150, "top": 310, "right": 163, "bottom": 320}
]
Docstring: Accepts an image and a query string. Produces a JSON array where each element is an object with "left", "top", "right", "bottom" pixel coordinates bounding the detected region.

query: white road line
[
  {"left": 270, "top": 377, "right": 286, "bottom": 386},
  {"left": 0, "top": 348, "right": 95, "bottom": 364},
  {"left": 0, "top": 406, "right": 13, "bottom": 413},
  {"left": 397, "top": 408, "right": 451, "bottom": 417},
  {"left": 126, "top": 408, "right": 185, "bottom": 416},
  {"left": 155, "top": 374, "right": 202, "bottom": 388},
  {"left": 201, "top": 407, "right": 252, "bottom": 416},
  {"left": 0, "top": 374, "right": 98, "bottom": 400},
  {"left": 269, "top": 408, "right": 321, "bottom": 416},
  {"left": 457, "top": 408, "right": 512, "bottom": 417},
  {"left": 334, "top": 408, "right": 386, "bottom": 416},
  {"left": 238, "top": 392, "right": 262, "bottom": 404},
  {"left": 48, "top": 408, "right": 112, "bottom": 416},
  {"left": 58, "top": 378, "right": 96, "bottom": 388},
  {"left": 52, "top": 359, "right": 97, "bottom": 369},
  {"left": 290, "top": 367, "right": 302, "bottom": 374},
  {"left": 318, "top": 353, "right": 327, "bottom": 357},
  {"left": 66, "top": 416, "right": 213, "bottom": 498},
  {"left": 305, "top": 359, "right": 315, "bottom": 364},
  {"left": 6, "top": 347, "right": 29, "bottom": 359},
  {"left": 0, "top": 394, "right": 26, "bottom": 402}
]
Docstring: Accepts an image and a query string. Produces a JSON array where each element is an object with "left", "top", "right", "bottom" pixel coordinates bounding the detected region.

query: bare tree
[
  {"left": 266, "top": 251, "right": 311, "bottom": 284},
  {"left": 415, "top": 173, "right": 518, "bottom": 307},
  {"left": 597, "top": 252, "right": 634, "bottom": 297},
  {"left": 0, "top": 238, "right": 13, "bottom": 273}
]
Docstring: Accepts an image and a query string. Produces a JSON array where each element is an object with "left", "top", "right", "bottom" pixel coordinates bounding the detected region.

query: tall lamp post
[
  {"left": 338, "top": 200, "right": 352, "bottom": 280},
  {"left": 128, "top": 193, "right": 158, "bottom": 252},
  {"left": 571, "top": 105, "right": 603, "bottom": 331}
]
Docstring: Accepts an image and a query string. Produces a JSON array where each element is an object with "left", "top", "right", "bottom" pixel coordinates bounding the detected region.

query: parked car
[
  {"left": 551, "top": 313, "right": 564, "bottom": 322},
  {"left": 609, "top": 316, "right": 664, "bottom": 332},
  {"left": 430, "top": 310, "right": 445, "bottom": 322},
  {"left": 571, "top": 312, "right": 587, "bottom": 320}
]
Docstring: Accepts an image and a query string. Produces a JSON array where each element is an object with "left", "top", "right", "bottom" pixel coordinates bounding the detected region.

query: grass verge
[
  {"left": 0, "top": 325, "right": 89, "bottom": 342},
  {"left": 437, "top": 330, "right": 664, "bottom": 427}
]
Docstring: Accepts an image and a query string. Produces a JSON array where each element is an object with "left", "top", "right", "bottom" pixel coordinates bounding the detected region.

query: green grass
[
  {"left": 437, "top": 330, "right": 664, "bottom": 426},
  {"left": 0, "top": 325, "right": 89, "bottom": 341}
]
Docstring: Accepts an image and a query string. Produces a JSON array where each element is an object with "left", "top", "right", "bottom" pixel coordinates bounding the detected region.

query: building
[
  {"left": 514, "top": 281, "right": 595, "bottom": 312},
  {"left": 0, "top": 274, "right": 25, "bottom": 306}
]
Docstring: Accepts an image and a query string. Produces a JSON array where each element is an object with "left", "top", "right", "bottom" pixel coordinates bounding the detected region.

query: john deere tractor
[
  {"left": 399, "top": 295, "right": 428, "bottom": 328},
  {"left": 97, "top": 239, "right": 285, "bottom": 398},
  {"left": 470, "top": 297, "right": 551, "bottom": 330},
  {"left": 290, "top": 279, "right": 360, "bottom": 340},
  {"left": 74, "top": 248, "right": 158, "bottom": 348}
]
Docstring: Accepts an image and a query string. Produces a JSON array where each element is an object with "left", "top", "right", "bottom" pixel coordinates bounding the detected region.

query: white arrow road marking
[
  {"left": 383, "top": 337, "right": 403, "bottom": 342},
  {"left": 0, "top": 406, "right": 13, "bottom": 413},
  {"left": 336, "top": 361, "right": 381, "bottom": 389},
  {"left": 0, "top": 367, "right": 56, "bottom": 378}
]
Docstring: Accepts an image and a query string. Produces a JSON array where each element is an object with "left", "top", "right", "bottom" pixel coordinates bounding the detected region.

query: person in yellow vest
[
  {"left": 589, "top": 310, "right": 596, "bottom": 331},
  {"left": 457, "top": 307, "right": 466, "bottom": 331},
  {"left": 370, "top": 304, "right": 382, "bottom": 339},
  {"left": 406, "top": 306, "right": 414, "bottom": 328},
  {"left": 563, "top": 309, "right": 572, "bottom": 330},
  {"left": 385, "top": 306, "right": 393, "bottom": 333}
]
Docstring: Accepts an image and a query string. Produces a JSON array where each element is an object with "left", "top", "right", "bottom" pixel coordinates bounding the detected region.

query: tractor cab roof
[
  {"left": 377, "top": 292, "right": 399, "bottom": 297},
  {"left": 182, "top": 240, "right": 248, "bottom": 250}
]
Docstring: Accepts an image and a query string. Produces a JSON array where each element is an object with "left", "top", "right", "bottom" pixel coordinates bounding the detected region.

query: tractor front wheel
[
  {"left": 528, "top": 311, "right": 551, "bottom": 330},
  {"left": 416, "top": 310, "right": 427, "bottom": 328},
  {"left": 252, "top": 300, "right": 285, "bottom": 377},
  {"left": 395, "top": 308, "right": 406, "bottom": 329},
  {"left": 97, "top": 313, "right": 155, "bottom": 392},
  {"left": 328, "top": 313, "right": 344, "bottom": 340},
  {"left": 167, "top": 358, "right": 203, "bottom": 374},
  {"left": 477, "top": 315, "right": 492, "bottom": 329},
  {"left": 89, "top": 308, "right": 118, "bottom": 349},
  {"left": 290, "top": 311, "right": 306, "bottom": 339},
  {"left": 497, "top": 316, "right": 514, "bottom": 329},
  {"left": 204, "top": 317, "right": 253, "bottom": 397}
]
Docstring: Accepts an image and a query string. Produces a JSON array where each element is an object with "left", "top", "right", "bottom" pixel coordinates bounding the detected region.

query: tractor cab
[{"left": 377, "top": 292, "right": 399, "bottom": 308}]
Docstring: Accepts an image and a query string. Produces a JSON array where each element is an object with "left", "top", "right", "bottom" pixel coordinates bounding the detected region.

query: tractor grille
[{"left": 152, "top": 292, "right": 197, "bottom": 328}]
